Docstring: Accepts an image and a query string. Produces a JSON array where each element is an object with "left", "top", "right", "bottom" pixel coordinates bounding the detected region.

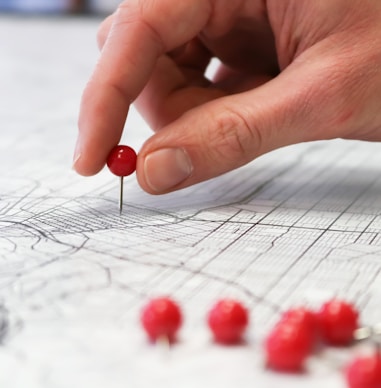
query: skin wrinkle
[
  {"left": 292, "top": 2, "right": 381, "bottom": 60},
  {"left": 202, "top": 0, "right": 245, "bottom": 38},
  {"left": 206, "top": 105, "right": 261, "bottom": 165},
  {"left": 107, "top": 17, "right": 164, "bottom": 72},
  {"left": 326, "top": 36, "right": 381, "bottom": 133},
  {"left": 136, "top": 0, "right": 213, "bottom": 46},
  {"left": 266, "top": 0, "right": 299, "bottom": 68},
  {"left": 288, "top": 62, "right": 356, "bottom": 141}
]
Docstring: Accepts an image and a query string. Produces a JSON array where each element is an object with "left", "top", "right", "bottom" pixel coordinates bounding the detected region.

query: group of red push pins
[
  {"left": 140, "top": 296, "right": 381, "bottom": 387},
  {"left": 106, "top": 147, "right": 381, "bottom": 386}
]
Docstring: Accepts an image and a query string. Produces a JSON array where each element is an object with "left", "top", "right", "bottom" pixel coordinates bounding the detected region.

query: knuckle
[
  {"left": 207, "top": 107, "right": 262, "bottom": 163},
  {"left": 116, "top": 0, "right": 165, "bottom": 53}
]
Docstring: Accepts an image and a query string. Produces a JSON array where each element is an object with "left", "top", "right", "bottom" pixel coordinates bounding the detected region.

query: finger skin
[
  {"left": 96, "top": 14, "right": 113, "bottom": 50},
  {"left": 75, "top": 0, "right": 214, "bottom": 176}
]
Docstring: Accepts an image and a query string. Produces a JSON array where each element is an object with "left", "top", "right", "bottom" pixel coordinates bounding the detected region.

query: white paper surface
[{"left": 1, "top": 16, "right": 381, "bottom": 388}]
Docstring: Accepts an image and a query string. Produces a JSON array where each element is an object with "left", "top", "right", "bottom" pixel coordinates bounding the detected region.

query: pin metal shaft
[{"left": 119, "top": 176, "right": 124, "bottom": 215}]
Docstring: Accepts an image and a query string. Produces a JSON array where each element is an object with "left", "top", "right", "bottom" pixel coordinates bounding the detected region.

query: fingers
[
  {"left": 136, "top": 55, "right": 354, "bottom": 194},
  {"left": 134, "top": 55, "right": 273, "bottom": 133},
  {"left": 135, "top": 38, "right": 226, "bottom": 131},
  {"left": 74, "top": 0, "right": 213, "bottom": 176}
]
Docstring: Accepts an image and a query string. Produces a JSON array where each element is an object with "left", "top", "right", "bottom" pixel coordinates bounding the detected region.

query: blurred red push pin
[
  {"left": 140, "top": 297, "right": 183, "bottom": 345},
  {"left": 345, "top": 349, "right": 381, "bottom": 388},
  {"left": 207, "top": 299, "right": 249, "bottom": 345},
  {"left": 106, "top": 145, "right": 137, "bottom": 214}
]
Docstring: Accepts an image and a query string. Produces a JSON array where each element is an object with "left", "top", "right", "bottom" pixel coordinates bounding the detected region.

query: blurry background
[{"left": 0, "top": 0, "right": 122, "bottom": 14}]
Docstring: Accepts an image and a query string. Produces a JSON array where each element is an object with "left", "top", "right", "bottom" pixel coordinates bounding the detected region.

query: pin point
[
  {"left": 140, "top": 297, "right": 183, "bottom": 345},
  {"left": 355, "top": 324, "right": 381, "bottom": 340},
  {"left": 106, "top": 145, "right": 137, "bottom": 214},
  {"left": 207, "top": 299, "right": 249, "bottom": 345}
]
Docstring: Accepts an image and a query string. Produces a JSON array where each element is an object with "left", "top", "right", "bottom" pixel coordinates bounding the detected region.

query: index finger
[{"left": 74, "top": 0, "right": 212, "bottom": 176}]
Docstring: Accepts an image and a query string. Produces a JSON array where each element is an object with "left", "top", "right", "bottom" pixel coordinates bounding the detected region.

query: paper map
[{"left": 1, "top": 16, "right": 381, "bottom": 388}]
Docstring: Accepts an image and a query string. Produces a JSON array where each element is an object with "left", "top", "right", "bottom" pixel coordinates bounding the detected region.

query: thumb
[{"left": 137, "top": 56, "right": 350, "bottom": 194}]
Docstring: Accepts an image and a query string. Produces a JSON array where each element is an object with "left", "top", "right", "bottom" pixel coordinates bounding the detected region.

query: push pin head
[
  {"left": 345, "top": 345, "right": 381, "bottom": 388},
  {"left": 317, "top": 299, "right": 359, "bottom": 346},
  {"left": 207, "top": 299, "right": 249, "bottom": 345},
  {"left": 140, "top": 297, "right": 183, "bottom": 345},
  {"left": 264, "top": 307, "right": 317, "bottom": 372},
  {"left": 107, "top": 145, "right": 137, "bottom": 214},
  {"left": 347, "top": 324, "right": 381, "bottom": 386}
]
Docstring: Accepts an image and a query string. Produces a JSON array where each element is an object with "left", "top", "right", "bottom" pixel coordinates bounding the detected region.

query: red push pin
[
  {"left": 207, "top": 299, "right": 249, "bottom": 345},
  {"left": 317, "top": 299, "right": 359, "bottom": 346},
  {"left": 345, "top": 349, "right": 381, "bottom": 388},
  {"left": 348, "top": 324, "right": 381, "bottom": 387},
  {"left": 281, "top": 307, "right": 319, "bottom": 343},
  {"left": 265, "top": 317, "right": 315, "bottom": 372},
  {"left": 140, "top": 297, "right": 183, "bottom": 345},
  {"left": 106, "top": 145, "right": 137, "bottom": 214}
]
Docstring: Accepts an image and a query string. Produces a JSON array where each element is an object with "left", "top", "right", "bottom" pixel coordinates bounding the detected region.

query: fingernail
[
  {"left": 144, "top": 148, "right": 193, "bottom": 192},
  {"left": 72, "top": 140, "right": 81, "bottom": 170}
]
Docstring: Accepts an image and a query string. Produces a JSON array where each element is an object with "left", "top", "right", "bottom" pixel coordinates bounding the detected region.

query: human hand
[{"left": 74, "top": 0, "right": 381, "bottom": 194}]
